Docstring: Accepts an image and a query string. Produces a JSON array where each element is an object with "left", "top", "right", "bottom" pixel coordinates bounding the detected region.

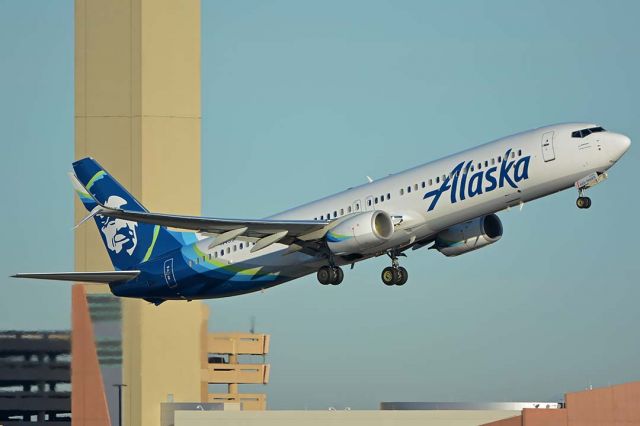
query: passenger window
[
  {"left": 333, "top": 211, "right": 337, "bottom": 218},
  {"left": 347, "top": 206, "right": 352, "bottom": 213},
  {"left": 387, "top": 193, "right": 390, "bottom": 200},
  {"left": 484, "top": 160, "right": 488, "bottom": 167},
  {"left": 214, "top": 252, "right": 218, "bottom": 258},
  {"left": 518, "top": 149, "right": 522, "bottom": 156},
  {"left": 374, "top": 197, "right": 378, "bottom": 204},
  {"left": 367, "top": 200, "right": 372, "bottom": 206},
  {"left": 189, "top": 260, "right": 193, "bottom": 267},
  {"left": 477, "top": 162, "right": 482, "bottom": 170},
  {"left": 511, "top": 152, "right": 515, "bottom": 159},
  {"left": 498, "top": 156, "right": 502, "bottom": 163},
  {"left": 429, "top": 179, "right": 432, "bottom": 186},
  {"left": 356, "top": 203, "right": 360, "bottom": 210},
  {"left": 407, "top": 186, "right": 411, "bottom": 193},
  {"left": 340, "top": 208, "right": 344, "bottom": 215},
  {"left": 436, "top": 176, "right": 440, "bottom": 184},
  {"left": 442, "top": 175, "right": 446, "bottom": 181},
  {"left": 226, "top": 247, "right": 230, "bottom": 254},
  {"left": 414, "top": 184, "right": 418, "bottom": 191},
  {"left": 233, "top": 245, "right": 237, "bottom": 252},
  {"left": 320, "top": 215, "right": 324, "bottom": 220},
  {"left": 220, "top": 250, "right": 224, "bottom": 257},
  {"left": 421, "top": 181, "right": 425, "bottom": 188},
  {"left": 400, "top": 188, "right": 404, "bottom": 195},
  {"left": 470, "top": 166, "right": 474, "bottom": 172},
  {"left": 491, "top": 158, "right": 495, "bottom": 165}
]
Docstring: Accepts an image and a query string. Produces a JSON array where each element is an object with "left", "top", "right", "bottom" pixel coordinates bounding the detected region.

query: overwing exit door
[{"left": 541, "top": 131, "right": 555, "bottom": 162}]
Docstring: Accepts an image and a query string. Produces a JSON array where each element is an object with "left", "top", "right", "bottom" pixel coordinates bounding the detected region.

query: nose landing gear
[{"left": 576, "top": 195, "right": 592, "bottom": 209}]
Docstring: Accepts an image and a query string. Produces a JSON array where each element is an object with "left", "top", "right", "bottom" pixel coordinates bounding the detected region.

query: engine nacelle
[
  {"left": 326, "top": 210, "right": 394, "bottom": 255},
  {"left": 434, "top": 214, "right": 503, "bottom": 257}
]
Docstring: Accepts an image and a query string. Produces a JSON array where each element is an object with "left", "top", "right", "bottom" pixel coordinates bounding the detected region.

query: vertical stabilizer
[{"left": 72, "top": 157, "right": 184, "bottom": 270}]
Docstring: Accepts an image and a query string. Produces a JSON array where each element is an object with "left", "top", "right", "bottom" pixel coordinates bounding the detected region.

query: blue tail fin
[{"left": 72, "top": 157, "right": 184, "bottom": 270}]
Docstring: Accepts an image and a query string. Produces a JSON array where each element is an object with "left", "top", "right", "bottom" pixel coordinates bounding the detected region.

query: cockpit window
[{"left": 571, "top": 126, "right": 606, "bottom": 138}]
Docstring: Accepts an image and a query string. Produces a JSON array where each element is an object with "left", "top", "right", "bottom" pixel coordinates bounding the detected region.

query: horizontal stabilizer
[{"left": 11, "top": 271, "right": 140, "bottom": 284}]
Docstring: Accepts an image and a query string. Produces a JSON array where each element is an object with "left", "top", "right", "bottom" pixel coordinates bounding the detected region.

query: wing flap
[{"left": 12, "top": 271, "right": 140, "bottom": 284}]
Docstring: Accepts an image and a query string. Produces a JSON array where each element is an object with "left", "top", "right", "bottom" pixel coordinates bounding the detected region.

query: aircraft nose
[{"left": 615, "top": 134, "right": 631, "bottom": 157}]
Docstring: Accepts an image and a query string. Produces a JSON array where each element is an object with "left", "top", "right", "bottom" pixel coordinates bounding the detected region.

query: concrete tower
[{"left": 73, "top": 1, "right": 205, "bottom": 425}]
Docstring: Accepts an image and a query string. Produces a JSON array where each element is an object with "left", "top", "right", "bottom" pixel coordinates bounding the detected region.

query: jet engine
[
  {"left": 433, "top": 214, "right": 503, "bottom": 257},
  {"left": 326, "top": 210, "right": 394, "bottom": 255}
]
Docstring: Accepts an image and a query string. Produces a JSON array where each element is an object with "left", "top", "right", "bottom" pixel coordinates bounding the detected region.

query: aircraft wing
[
  {"left": 92, "top": 205, "right": 335, "bottom": 253},
  {"left": 95, "top": 207, "right": 328, "bottom": 238},
  {"left": 12, "top": 271, "right": 140, "bottom": 283}
]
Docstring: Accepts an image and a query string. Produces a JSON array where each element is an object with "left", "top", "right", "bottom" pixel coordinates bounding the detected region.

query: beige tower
[{"left": 74, "top": 1, "right": 205, "bottom": 425}]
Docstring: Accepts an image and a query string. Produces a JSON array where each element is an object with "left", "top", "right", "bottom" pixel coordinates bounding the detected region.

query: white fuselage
[{"left": 196, "top": 123, "right": 630, "bottom": 281}]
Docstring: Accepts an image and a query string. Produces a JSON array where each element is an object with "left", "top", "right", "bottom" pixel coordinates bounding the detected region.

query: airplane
[{"left": 13, "top": 123, "right": 631, "bottom": 304}]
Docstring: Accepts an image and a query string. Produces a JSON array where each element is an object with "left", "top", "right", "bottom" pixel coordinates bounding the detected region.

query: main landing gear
[
  {"left": 381, "top": 251, "right": 408, "bottom": 286},
  {"left": 317, "top": 265, "right": 344, "bottom": 285}
]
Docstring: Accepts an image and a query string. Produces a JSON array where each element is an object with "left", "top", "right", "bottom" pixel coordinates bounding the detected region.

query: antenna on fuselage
[{"left": 366, "top": 176, "right": 373, "bottom": 183}]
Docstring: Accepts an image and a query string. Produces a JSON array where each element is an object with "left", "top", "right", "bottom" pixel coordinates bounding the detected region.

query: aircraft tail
[{"left": 72, "top": 157, "right": 185, "bottom": 270}]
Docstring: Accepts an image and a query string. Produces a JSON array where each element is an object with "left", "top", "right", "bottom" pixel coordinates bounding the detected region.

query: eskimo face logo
[
  {"left": 423, "top": 149, "right": 531, "bottom": 212},
  {"left": 97, "top": 196, "right": 138, "bottom": 255}
]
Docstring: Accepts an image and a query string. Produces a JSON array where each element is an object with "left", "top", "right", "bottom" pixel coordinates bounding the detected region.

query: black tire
[
  {"left": 585, "top": 197, "right": 592, "bottom": 209},
  {"left": 328, "top": 267, "right": 339, "bottom": 284},
  {"left": 396, "top": 267, "right": 408, "bottom": 286},
  {"left": 332, "top": 267, "right": 344, "bottom": 285},
  {"left": 382, "top": 267, "right": 396, "bottom": 286},
  {"left": 577, "top": 197, "right": 587, "bottom": 209},
  {"left": 317, "top": 267, "right": 330, "bottom": 285}
]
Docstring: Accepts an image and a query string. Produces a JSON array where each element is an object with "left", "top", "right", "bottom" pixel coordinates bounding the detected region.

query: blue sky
[{"left": 1, "top": 0, "right": 639, "bottom": 409}]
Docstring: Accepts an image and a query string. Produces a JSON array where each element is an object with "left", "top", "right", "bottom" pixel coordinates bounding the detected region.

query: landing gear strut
[
  {"left": 381, "top": 251, "right": 408, "bottom": 286},
  {"left": 317, "top": 265, "right": 343, "bottom": 285}
]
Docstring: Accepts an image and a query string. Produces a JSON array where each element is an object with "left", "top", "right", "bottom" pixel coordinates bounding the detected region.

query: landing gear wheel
[
  {"left": 576, "top": 196, "right": 592, "bottom": 209},
  {"left": 331, "top": 267, "right": 344, "bottom": 285},
  {"left": 396, "top": 267, "right": 408, "bottom": 286},
  {"left": 317, "top": 266, "right": 331, "bottom": 285},
  {"left": 382, "top": 267, "right": 398, "bottom": 286}
]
